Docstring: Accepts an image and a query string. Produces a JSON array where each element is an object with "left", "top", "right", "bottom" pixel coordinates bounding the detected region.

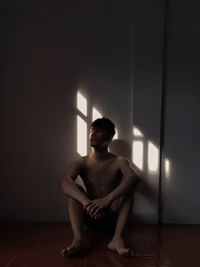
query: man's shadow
[
  {"left": 109, "top": 139, "right": 158, "bottom": 225},
  {"left": 109, "top": 139, "right": 131, "bottom": 160}
]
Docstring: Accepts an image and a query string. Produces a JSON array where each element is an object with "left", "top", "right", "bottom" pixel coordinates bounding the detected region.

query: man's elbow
[
  {"left": 59, "top": 177, "right": 67, "bottom": 190},
  {"left": 131, "top": 174, "right": 140, "bottom": 187},
  {"left": 135, "top": 173, "right": 140, "bottom": 181}
]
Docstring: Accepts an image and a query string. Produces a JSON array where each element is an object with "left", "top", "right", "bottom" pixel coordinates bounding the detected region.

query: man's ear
[
  {"left": 104, "top": 135, "right": 112, "bottom": 145},
  {"left": 103, "top": 140, "right": 110, "bottom": 147}
]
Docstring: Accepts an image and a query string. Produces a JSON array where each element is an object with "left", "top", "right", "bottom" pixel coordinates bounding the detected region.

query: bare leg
[
  {"left": 61, "top": 196, "right": 86, "bottom": 256},
  {"left": 61, "top": 184, "right": 89, "bottom": 257},
  {"left": 108, "top": 193, "right": 134, "bottom": 257},
  {"left": 61, "top": 185, "right": 103, "bottom": 256}
]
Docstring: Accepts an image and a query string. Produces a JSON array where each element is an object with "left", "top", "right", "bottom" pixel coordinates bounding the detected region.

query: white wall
[{"left": 162, "top": 0, "right": 200, "bottom": 223}]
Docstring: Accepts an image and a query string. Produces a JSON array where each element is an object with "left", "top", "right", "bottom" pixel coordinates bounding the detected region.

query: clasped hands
[{"left": 83, "top": 196, "right": 112, "bottom": 220}]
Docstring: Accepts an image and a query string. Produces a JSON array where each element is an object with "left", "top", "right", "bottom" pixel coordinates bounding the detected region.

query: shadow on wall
[
  {"left": 75, "top": 89, "right": 172, "bottom": 224},
  {"left": 109, "top": 139, "right": 131, "bottom": 160},
  {"left": 109, "top": 139, "right": 158, "bottom": 224},
  {"left": 76, "top": 90, "right": 170, "bottom": 177}
]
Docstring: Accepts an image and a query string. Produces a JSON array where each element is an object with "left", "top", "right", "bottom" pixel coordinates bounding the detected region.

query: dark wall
[
  {"left": 1, "top": 0, "right": 200, "bottom": 224},
  {"left": 132, "top": 0, "right": 164, "bottom": 224},
  {"left": 162, "top": 0, "right": 200, "bottom": 223},
  {"left": 1, "top": 0, "right": 81, "bottom": 222},
  {"left": 1, "top": 0, "right": 133, "bottom": 222}
]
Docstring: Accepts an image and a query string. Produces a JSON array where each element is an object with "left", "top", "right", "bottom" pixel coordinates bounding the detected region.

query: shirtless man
[{"left": 60, "top": 117, "right": 139, "bottom": 257}]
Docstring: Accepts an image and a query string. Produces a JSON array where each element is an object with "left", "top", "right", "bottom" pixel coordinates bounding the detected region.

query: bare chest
[{"left": 80, "top": 159, "right": 122, "bottom": 197}]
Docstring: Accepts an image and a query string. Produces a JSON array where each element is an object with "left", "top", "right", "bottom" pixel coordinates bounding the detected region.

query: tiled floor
[{"left": 0, "top": 223, "right": 200, "bottom": 267}]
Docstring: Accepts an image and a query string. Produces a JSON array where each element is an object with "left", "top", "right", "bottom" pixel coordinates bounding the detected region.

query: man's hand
[
  {"left": 81, "top": 197, "right": 104, "bottom": 220},
  {"left": 84, "top": 196, "right": 112, "bottom": 217},
  {"left": 91, "top": 209, "right": 105, "bottom": 220}
]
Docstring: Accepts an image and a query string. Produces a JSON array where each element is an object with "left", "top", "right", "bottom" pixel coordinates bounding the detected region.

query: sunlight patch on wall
[
  {"left": 132, "top": 125, "right": 171, "bottom": 177},
  {"left": 113, "top": 128, "right": 118, "bottom": 140},
  {"left": 76, "top": 90, "right": 120, "bottom": 154},
  {"left": 133, "top": 127, "right": 143, "bottom": 137},
  {"left": 92, "top": 107, "right": 102, "bottom": 121},
  {"left": 132, "top": 141, "right": 143, "bottom": 170},
  {"left": 148, "top": 142, "right": 159, "bottom": 172},
  {"left": 77, "top": 91, "right": 87, "bottom": 116},
  {"left": 77, "top": 115, "right": 87, "bottom": 156},
  {"left": 165, "top": 158, "right": 170, "bottom": 177}
]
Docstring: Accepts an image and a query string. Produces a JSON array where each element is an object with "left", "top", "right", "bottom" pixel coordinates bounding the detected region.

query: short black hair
[{"left": 90, "top": 117, "right": 116, "bottom": 138}]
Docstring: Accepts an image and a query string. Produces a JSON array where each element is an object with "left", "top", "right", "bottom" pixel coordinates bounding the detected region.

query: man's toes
[
  {"left": 128, "top": 250, "right": 135, "bottom": 257},
  {"left": 130, "top": 250, "right": 135, "bottom": 257},
  {"left": 107, "top": 241, "right": 115, "bottom": 250},
  {"left": 116, "top": 248, "right": 134, "bottom": 257},
  {"left": 117, "top": 248, "right": 130, "bottom": 255},
  {"left": 61, "top": 246, "right": 75, "bottom": 257},
  {"left": 123, "top": 249, "right": 135, "bottom": 257},
  {"left": 61, "top": 247, "right": 68, "bottom": 256}
]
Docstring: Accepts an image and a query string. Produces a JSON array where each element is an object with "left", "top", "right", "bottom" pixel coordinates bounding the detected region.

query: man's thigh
[
  {"left": 110, "top": 192, "right": 134, "bottom": 213},
  {"left": 110, "top": 196, "right": 124, "bottom": 213}
]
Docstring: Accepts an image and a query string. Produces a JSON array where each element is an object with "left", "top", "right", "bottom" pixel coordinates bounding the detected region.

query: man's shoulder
[
  {"left": 115, "top": 155, "right": 130, "bottom": 164},
  {"left": 115, "top": 155, "right": 139, "bottom": 176},
  {"left": 110, "top": 154, "right": 131, "bottom": 168},
  {"left": 70, "top": 155, "right": 88, "bottom": 167}
]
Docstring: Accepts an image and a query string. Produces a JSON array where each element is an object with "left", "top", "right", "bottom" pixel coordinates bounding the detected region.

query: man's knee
[
  {"left": 110, "top": 196, "right": 124, "bottom": 213},
  {"left": 76, "top": 183, "right": 87, "bottom": 194},
  {"left": 110, "top": 193, "right": 134, "bottom": 213},
  {"left": 67, "top": 184, "right": 87, "bottom": 205}
]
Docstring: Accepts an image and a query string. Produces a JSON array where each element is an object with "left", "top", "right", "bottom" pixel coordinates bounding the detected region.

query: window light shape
[
  {"left": 132, "top": 141, "right": 143, "bottom": 170},
  {"left": 133, "top": 127, "right": 143, "bottom": 137},
  {"left": 92, "top": 107, "right": 102, "bottom": 121},
  {"left": 148, "top": 142, "right": 159, "bottom": 172},
  {"left": 165, "top": 158, "right": 170, "bottom": 177},
  {"left": 113, "top": 129, "right": 118, "bottom": 140},
  {"left": 77, "top": 115, "right": 87, "bottom": 156},
  {"left": 77, "top": 91, "right": 87, "bottom": 116}
]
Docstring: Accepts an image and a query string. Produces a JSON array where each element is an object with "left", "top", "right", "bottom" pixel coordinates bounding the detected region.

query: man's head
[{"left": 89, "top": 117, "right": 116, "bottom": 148}]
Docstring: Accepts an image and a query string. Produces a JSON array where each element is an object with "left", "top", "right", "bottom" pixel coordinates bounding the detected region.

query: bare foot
[
  {"left": 61, "top": 238, "right": 85, "bottom": 257},
  {"left": 107, "top": 236, "right": 135, "bottom": 257}
]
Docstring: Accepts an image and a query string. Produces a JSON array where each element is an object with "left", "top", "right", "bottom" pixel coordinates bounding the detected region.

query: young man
[{"left": 60, "top": 117, "right": 139, "bottom": 257}]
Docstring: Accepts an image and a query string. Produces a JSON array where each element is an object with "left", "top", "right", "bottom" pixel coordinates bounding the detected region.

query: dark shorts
[{"left": 83, "top": 207, "right": 118, "bottom": 232}]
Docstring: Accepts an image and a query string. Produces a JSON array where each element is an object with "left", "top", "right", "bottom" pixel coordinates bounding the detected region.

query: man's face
[{"left": 89, "top": 126, "right": 110, "bottom": 147}]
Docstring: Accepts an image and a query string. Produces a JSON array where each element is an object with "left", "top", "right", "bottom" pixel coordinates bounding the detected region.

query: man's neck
[{"left": 90, "top": 147, "right": 110, "bottom": 161}]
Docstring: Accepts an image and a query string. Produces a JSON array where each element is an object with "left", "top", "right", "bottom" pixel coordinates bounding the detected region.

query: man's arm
[
  {"left": 107, "top": 157, "right": 139, "bottom": 202},
  {"left": 59, "top": 159, "right": 89, "bottom": 207},
  {"left": 85, "top": 157, "right": 139, "bottom": 216}
]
